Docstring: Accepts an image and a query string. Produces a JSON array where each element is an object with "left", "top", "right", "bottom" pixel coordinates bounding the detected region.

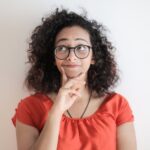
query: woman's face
[{"left": 54, "top": 26, "right": 94, "bottom": 79}]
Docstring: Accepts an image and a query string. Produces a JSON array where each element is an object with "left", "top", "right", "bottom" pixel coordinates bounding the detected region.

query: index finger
[{"left": 61, "top": 66, "right": 68, "bottom": 86}]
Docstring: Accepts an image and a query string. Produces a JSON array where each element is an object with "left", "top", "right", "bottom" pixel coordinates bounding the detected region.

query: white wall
[{"left": 0, "top": 0, "right": 150, "bottom": 149}]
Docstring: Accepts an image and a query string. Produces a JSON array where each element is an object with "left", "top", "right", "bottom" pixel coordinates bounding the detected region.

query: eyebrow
[{"left": 56, "top": 38, "right": 89, "bottom": 44}]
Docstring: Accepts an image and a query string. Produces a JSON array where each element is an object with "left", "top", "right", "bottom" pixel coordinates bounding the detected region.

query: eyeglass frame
[{"left": 54, "top": 44, "right": 92, "bottom": 60}]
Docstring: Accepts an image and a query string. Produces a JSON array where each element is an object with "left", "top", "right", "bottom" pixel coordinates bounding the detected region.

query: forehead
[{"left": 55, "top": 26, "right": 91, "bottom": 44}]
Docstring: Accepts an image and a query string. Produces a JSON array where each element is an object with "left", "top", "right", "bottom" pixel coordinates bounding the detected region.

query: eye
[
  {"left": 56, "top": 46, "right": 67, "bottom": 52},
  {"left": 76, "top": 45, "right": 88, "bottom": 52}
]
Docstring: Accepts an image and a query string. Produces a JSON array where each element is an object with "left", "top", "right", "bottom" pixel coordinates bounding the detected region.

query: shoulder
[
  {"left": 12, "top": 92, "right": 53, "bottom": 130},
  {"left": 104, "top": 92, "right": 130, "bottom": 108},
  {"left": 101, "top": 92, "right": 134, "bottom": 125},
  {"left": 17, "top": 92, "right": 54, "bottom": 119},
  {"left": 21, "top": 92, "right": 48, "bottom": 103},
  {"left": 20, "top": 92, "right": 52, "bottom": 109}
]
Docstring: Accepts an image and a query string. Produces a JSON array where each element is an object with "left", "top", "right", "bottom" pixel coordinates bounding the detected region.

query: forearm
[{"left": 31, "top": 106, "right": 63, "bottom": 150}]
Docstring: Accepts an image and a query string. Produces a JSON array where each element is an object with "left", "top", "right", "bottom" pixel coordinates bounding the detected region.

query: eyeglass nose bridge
[{"left": 66, "top": 46, "right": 78, "bottom": 58}]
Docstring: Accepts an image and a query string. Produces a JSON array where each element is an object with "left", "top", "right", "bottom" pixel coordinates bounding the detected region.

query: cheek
[
  {"left": 82, "top": 58, "right": 92, "bottom": 72},
  {"left": 55, "top": 59, "right": 62, "bottom": 72}
]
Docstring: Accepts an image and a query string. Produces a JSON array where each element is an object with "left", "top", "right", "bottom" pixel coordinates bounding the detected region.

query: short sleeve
[
  {"left": 12, "top": 99, "right": 35, "bottom": 127},
  {"left": 116, "top": 97, "right": 134, "bottom": 126}
]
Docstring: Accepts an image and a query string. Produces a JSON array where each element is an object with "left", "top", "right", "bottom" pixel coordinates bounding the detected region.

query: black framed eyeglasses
[{"left": 54, "top": 44, "right": 92, "bottom": 60}]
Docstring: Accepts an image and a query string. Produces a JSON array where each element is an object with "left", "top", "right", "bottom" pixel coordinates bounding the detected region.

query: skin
[
  {"left": 54, "top": 26, "right": 95, "bottom": 80},
  {"left": 15, "top": 25, "right": 137, "bottom": 150}
]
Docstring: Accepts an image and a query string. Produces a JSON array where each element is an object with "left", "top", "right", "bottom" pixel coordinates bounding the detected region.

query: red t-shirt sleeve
[
  {"left": 116, "top": 95, "right": 134, "bottom": 126},
  {"left": 12, "top": 94, "right": 52, "bottom": 131},
  {"left": 12, "top": 99, "right": 36, "bottom": 127}
]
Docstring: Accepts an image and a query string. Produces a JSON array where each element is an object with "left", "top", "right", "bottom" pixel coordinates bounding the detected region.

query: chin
[{"left": 66, "top": 72, "right": 81, "bottom": 79}]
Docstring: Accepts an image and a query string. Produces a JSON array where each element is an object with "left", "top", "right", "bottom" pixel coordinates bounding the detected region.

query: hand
[{"left": 53, "top": 67, "right": 86, "bottom": 113}]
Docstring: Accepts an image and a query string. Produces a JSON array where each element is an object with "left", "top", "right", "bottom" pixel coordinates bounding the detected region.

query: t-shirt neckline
[{"left": 44, "top": 92, "right": 116, "bottom": 121}]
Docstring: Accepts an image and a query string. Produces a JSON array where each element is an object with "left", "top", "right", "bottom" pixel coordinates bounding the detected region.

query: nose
[{"left": 66, "top": 49, "right": 77, "bottom": 61}]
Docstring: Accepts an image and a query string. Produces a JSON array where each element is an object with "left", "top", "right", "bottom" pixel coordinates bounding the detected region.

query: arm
[
  {"left": 117, "top": 122, "right": 137, "bottom": 150},
  {"left": 16, "top": 105, "right": 62, "bottom": 150},
  {"left": 16, "top": 87, "right": 84, "bottom": 149},
  {"left": 16, "top": 70, "right": 85, "bottom": 150}
]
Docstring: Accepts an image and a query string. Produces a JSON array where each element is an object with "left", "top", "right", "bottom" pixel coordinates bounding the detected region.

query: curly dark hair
[{"left": 25, "top": 8, "right": 119, "bottom": 97}]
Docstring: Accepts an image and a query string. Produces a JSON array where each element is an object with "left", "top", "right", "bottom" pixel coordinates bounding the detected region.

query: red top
[{"left": 12, "top": 92, "right": 134, "bottom": 150}]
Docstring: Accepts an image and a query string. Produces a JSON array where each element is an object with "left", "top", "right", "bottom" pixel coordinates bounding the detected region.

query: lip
[{"left": 63, "top": 64, "right": 80, "bottom": 68}]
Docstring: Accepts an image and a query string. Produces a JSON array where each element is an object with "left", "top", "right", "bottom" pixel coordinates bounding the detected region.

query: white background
[{"left": 0, "top": 0, "right": 150, "bottom": 149}]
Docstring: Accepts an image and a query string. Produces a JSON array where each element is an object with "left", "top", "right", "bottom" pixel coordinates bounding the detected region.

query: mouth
[
  {"left": 62, "top": 65, "right": 82, "bottom": 78},
  {"left": 63, "top": 65, "right": 80, "bottom": 68}
]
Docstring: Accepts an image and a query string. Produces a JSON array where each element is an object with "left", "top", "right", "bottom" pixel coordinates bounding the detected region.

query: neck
[{"left": 75, "top": 85, "right": 91, "bottom": 103}]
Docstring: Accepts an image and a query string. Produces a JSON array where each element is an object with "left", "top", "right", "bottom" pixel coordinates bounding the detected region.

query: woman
[{"left": 12, "top": 8, "right": 137, "bottom": 150}]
